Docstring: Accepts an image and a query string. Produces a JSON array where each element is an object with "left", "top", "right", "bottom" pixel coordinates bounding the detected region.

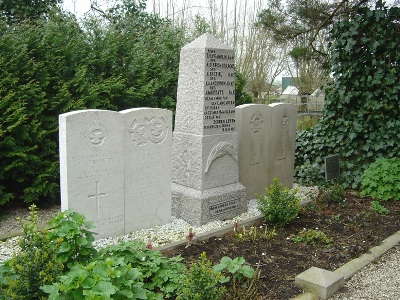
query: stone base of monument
[{"left": 172, "top": 182, "right": 247, "bottom": 226}]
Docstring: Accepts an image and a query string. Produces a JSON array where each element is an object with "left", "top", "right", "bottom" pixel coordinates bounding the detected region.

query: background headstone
[
  {"left": 121, "top": 108, "right": 172, "bottom": 232},
  {"left": 172, "top": 33, "right": 246, "bottom": 226},
  {"left": 269, "top": 103, "right": 297, "bottom": 188},
  {"left": 59, "top": 110, "right": 125, "bottom": 239},
  {"left": 236, "top": 104, "right": 272, "bottom": 199}
]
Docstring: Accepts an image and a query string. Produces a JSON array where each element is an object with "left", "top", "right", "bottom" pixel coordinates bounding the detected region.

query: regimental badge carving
[
  {"left": 81, "top": 117, "right": 108, "bottom": 148},
  {"left": 130, "top": 116, "right": 168, "bottom": 146},
  {"left": 205, "top": 141, "right": 238, "bottom": 173},
  {"left": 250, "top": 111, "right": 264, "bottom": 133},
  {"left": 281, "top": 109, "right": 289, "bottom": 129}
]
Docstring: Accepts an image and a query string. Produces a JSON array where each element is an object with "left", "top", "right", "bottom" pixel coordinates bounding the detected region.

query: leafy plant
[
  {"left": 233, "top": 225, "right": 276, "bottom": 242},
  {"left": 46, "top": 209, "right": 98, "bottom": 269},
  {"left": 370, "top": 201, "right": 390, "bottom": 215},
  {"left": 318, "top": 183, "right": 345, "bottom": 204},
  {"left": 2, "top": 205, "right": 64, "bottom": 299},
  {"left": 257, "top": 177, "right": 300, "bottom": 227},
  {"left": 99, "top": 241, "right": 185, "bottom": 299},
  {"left": 41, "top": 257, "right": 148, "bottom": 300},
  {"left": 213, "top": 256, "right": 260, "bottom": 300},
  {"left": 177, "top": 252, "right": 225, "bottom": 300},
  {"left": 361, "top": 157, "right": 400, "bottom": 201},
  {"left": 291, "top": 229, "right": 332, "bottom": 246}
]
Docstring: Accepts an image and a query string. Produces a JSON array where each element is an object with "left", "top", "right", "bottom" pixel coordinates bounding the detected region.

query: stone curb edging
[{"left": 291, "top": 230, "right": 400, "bottom": 300}]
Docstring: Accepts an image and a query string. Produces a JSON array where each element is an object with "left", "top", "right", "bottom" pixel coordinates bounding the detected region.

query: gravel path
[
  {"left": 331, "top": 244, "right": 400, "bottom": 299},
  {"left": 0, "top": 205, "right": 61, "bottom": 236}
]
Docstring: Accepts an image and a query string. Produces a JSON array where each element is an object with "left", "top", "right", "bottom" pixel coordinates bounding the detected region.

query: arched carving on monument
[{"left": 205, "top": 141, "right": 238, "bottom": 173}]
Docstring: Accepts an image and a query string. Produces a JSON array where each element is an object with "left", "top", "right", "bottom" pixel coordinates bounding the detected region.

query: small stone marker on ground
[
  {"left": 325, "top": 154, "right": 340, "bottom": 181},
  {"left": 171, "top": 33, "right": 247, "bottom": 226},
  {"left": 236, "top": 103, "right": 297, "bottom": 199},
  {"left": 59, "top": 108, "right": 172, "bottom": 239}
]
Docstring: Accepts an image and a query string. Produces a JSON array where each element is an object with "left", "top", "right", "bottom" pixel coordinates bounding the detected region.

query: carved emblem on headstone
[
  {"left": 251, "top": 111, "right": 264, "bottom": 133},
  {"left": 281, "top": 109, "right": 289, "bottom": 129},
  {"left": 81, "top": 117, "right": 108, "bottom": 148},
  {"left": 130, "top": 116, "right": 168, "bottom": 146}
]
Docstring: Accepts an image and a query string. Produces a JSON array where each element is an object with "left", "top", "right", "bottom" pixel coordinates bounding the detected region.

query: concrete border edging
[{"left": 292, "top": 230, "right": 400, "bottom": 299}]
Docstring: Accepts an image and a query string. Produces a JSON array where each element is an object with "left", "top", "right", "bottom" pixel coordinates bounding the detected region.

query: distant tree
[
  {"left": 257, "top": 0, "right": 376, "bottom": 93},
  {"left": 0, "top": 0, "right": 62, "bottom": 24}
]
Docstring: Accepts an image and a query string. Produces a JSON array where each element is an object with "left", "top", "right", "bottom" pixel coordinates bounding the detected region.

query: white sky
[{"left": 61, "top": 0, "right": 212, "bottom": 19}]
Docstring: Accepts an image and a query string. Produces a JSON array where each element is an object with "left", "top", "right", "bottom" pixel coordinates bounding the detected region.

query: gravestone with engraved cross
[
  {"left": 59, "top": 110, "right": 125, "bottom": 239},
  {"left": 172, "top": 33, "right": 247, "bottom": 226},
  {"left": 269, "top": 103, "right": 297, "bottom": 188},
  {"left": 236, "top": 104, "right": 272, "bottom": 199}
]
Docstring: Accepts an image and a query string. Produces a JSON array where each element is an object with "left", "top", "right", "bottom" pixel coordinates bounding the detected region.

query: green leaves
[
  {"left": 257, "top": 178, "right": 301, "bottom": 227},
  {"left": 295, "top": 2, "right": 400, "bottom": 189},
  {"left": 361, "top": 158, "right": 400, "bottom": 201}
]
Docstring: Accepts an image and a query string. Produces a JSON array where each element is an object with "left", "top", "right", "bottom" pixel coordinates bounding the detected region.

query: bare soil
[{"left": 164, "top": 193, "right": 400, "bottom": 299}]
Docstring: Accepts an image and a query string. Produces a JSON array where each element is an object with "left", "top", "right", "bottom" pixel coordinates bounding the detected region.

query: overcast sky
[{"left": 61, "top": 0, "right": 211, "bottom": 18}]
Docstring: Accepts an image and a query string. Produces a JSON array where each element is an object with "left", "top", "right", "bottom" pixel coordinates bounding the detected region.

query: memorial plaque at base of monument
[{"left": 171, "top": 33, "right": 247, "bottom": 226}]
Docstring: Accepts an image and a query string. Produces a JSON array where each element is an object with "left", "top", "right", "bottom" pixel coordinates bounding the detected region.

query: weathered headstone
[
  {"left": 269, "top": 103, "right": 297, "bottom": 188},
  {"left": 59, "top": 110, "right": 125, "bottom": 239},
  {"left": 236, "top": 104, "right": 272, "bottom": 199},
  {"left": 60, "top": 108, "right": 173, "bottom": 239},
  {"left": 172, "top": 33, "right": 247, "bottom": 226},
  {"left": 121, "top": 108, "right": 172, "bottom": 232}
]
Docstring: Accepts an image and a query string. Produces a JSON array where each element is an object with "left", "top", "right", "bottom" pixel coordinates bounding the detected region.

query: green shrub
[
  {"left": 291, "top": 229, "right": 332, "bottom": 246},
  {"left": 213, "top": 256, "right": 260, "bottom": 300},
  {"left": 41, "top": 257, "right": 148, "bottom": 300},
  {"left": 318, "top": 183, "right": 345, "bottom": 204},
  {"left": 46, "top": 209, "right": 98, "bottom": 269},
  {"left": 257, "top": 178, "right": 300, "bottom": 227},
  {"left": 177, "top": 252, "right": 225, "bottom": 300},
  {"left": 99, "top": 241, "right": 185, "bottom": 299},
  {"left": 2, "top": 205, "right": 64, "bottom": 299},
  {"left": 370, "top": 201, "right": 390, "bottom": 215},
  {"left": 361, "top": 158, "right": 400, "bottom": 201}
]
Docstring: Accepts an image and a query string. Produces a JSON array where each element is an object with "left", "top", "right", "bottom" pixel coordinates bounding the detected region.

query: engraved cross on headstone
[
  {"left": 250, "top": 138, "right": 260, "bottom": 180},
  {"left": 88, "top": 181, "right": 107, "bottom": 218},
  {"left": 277, "top": 150, "right": 287, "bottom": 174}
]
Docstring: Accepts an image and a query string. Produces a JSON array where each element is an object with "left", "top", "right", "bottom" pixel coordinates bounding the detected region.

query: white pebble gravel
[
  {"left": 0, "top": 185, "right": 317, "bottom": 264},
  {"left": 330, "top": 244, "right": 400, "bottom": 299}
]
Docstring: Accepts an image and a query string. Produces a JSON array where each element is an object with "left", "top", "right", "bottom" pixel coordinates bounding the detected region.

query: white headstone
[
  {"left": 121, "top": 108, "right": 172, "bottom": 232},
  {"left": 269, "top": 103, "right": 297, "bottom": 188},
  {"left": 172, "top": 33, "right": 246, "bottom": 226},
  {"left": 60, "top": 108, "right": 173, "bottom": 239},
  {"left": 236, "top": 104, "right": 272, "bottom": 199},
  {"left": 59, "top": 110, "right": 125, "bottom": 239}
]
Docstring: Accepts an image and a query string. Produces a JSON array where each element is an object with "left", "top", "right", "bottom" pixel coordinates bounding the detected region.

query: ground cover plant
[
  {"left": 166, "top": 188, "right": 400, "bottom": 299},
  {"left": 0, "top": 207, "right": 260, "bottom": 299}
]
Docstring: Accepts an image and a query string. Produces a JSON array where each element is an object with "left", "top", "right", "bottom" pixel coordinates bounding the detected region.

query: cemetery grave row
[{"left": 59, "top": 34, "right": 297, "bottom": 239}]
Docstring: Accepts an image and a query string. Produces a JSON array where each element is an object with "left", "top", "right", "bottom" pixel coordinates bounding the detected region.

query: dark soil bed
[{"left": 164, "top": 193, "right": 400, "bottom": 299}]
